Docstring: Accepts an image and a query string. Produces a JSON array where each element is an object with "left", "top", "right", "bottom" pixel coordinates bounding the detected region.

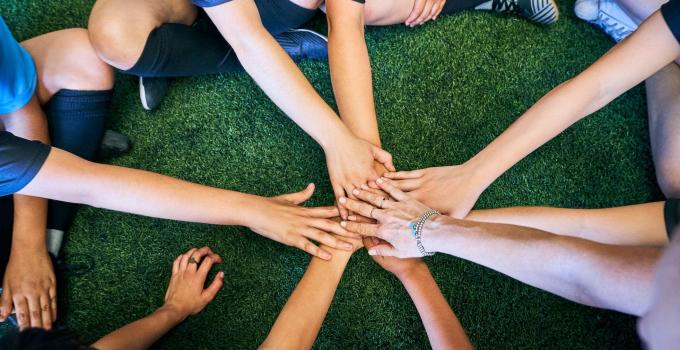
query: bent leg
[
  {"left": 21, "top": 29, "right": 114, "bottom": 235},
  {"left": 647, "top": 63, "right": 680, "bottom": 198},
  {"left": 88, "top": 0, "right": 198, "bottom": 70},
  {"left": 467, "top": 202, "right": 668, "bottom": 246}
]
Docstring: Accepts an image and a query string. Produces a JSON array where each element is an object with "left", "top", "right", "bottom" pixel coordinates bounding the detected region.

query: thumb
[
  {"left": 372, "top": 146, "right": 396, "bottom": 172},
  {"left": 275, "top": 183, "right": 315, "bottom": 204},
  {"left": 0, "top": 286, "right": 11, "bottom": 321},
  {"left": 367, "top": 244, "right": 398, "bottom": 257}
]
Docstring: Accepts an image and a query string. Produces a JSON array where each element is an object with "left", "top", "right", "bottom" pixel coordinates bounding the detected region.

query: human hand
[
  {"left": 363, "top": 236, "right": 425, "bottom": 278},
  {"left": 0, "top": 249, "right": 56, "bottom": 330},
  {"left": 162, "top": 247, "right": 224, "bottom": 320},
  {"left": 405, "top": 0, "right": 447, "bottom": 27},
  {"left": 247, "top": 184, "right": 359, "bottom": 260},
  {"left": 339, "top": 178, "right": 450, "bottom": 258},
  {"left": 384, "top": 164, "right": 486, "bottom": 218},
  {"left": 325, "top": 135, "right": 395, "bottom": 219}
]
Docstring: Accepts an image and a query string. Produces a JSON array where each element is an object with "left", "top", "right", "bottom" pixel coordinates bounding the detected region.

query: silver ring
[
  {"left": 370, "top": 207, "right": 376, "bottom": 218},
  {"left": 378, "top": 197, "right": 385, "bottom": 208}
]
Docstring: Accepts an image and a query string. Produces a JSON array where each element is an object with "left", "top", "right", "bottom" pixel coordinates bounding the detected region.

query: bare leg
[
  {"left": 21, "top": 29, "right": 115, "bottom": 103},
  {"left": 88, "top": 0, "right": 197, "bottom": 70},
  {"left": 646, "top": 64, "right": 680, "bottom": 197},
  {"left": 467, "top": 202, "right": 668, "bottom": 246}
]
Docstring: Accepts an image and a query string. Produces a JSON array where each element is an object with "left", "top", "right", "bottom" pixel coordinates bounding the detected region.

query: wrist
[
  {"left": 319, "top": 125, "right": 354, "bottom": 152},
  {"left": 464, "top": 152, "right": 503, "bottom": 190},
  {"left": 423, "top": 214, "right": 457, "bottom": 254},
  {"left": 157, "top": 303, "right": 190, "bottom": 324},
  {"left": 394, "top": 261, "right": 428, "bottom": 281}
]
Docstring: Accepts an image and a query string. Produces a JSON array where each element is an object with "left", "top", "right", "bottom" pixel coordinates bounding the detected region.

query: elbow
[{"left": 327, "top": 13, "right": 365, "bottom": 38}]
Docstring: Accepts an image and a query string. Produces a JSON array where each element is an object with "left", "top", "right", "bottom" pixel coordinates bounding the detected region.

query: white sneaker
[{"left": 574, "top": 0, "right": 638, "bottom": 42}]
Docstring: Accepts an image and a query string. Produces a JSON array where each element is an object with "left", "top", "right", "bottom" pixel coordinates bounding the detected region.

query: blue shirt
[
  {"left": 0, "top": 131, "right": 50, "bottom": 196},
  {"left": 0, "top": 17, "right": 37, "bottom": 114},
  {"left": 662, "top": 0, "right": 680, "bottom": 44}
]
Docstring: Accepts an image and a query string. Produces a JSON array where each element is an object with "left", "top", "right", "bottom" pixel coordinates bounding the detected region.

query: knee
[
  {"left": 61, "top": 29, "right": 115, "bottom": 91},
  {"left": 38, "top": 29, "right": 115, "bottom": 92},
  {"left": 656, "top": 163, "right": 680, "bottom": 198},
  {"left": 88, "top": 6, "right": 147, "bottom": 70}
]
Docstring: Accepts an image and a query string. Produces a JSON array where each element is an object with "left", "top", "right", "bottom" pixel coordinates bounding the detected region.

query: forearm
[
  {"left": 466, "top": 12, "right": 680, "bottom": 188},
  {"left": 205, "top": 1, "right": 350, "bottom": 150},
  {"left": 92, "top": 306, "right": 185, "bottom": 350},
  {"left": 260, "top": 248, "right": 353, "bottom": 350},
  {"left": 432, "top": 216, "right": 660, "bottom": 316},
  {"left": 3, "top": 95, "right": 50, "bottom": 253},
  {"left": 20, "top": 148, "right": 260, "bottom": 227},
  {"left": 467, "top": 202, "right": 668, "bottom": 246},
  {"left": 327, "top": 4, "right": 381, "bottom": 145},
  {"left": 397, "top": 263, "right": 471, "bottom": 350}
]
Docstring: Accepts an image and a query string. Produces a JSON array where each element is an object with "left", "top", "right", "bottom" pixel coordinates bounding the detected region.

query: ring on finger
[
  {"left": 378, "top": 197, "right": 385, "bottom": 208},
  {"left": 188, "top": 257, "right": 199, "bottom": 265},
  {"left": 370, "top": 207, "right": 376, "bottom": 219}
]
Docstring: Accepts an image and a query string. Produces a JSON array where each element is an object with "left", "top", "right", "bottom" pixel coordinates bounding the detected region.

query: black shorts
[
  {"left": 666, "top": 199, "right": 680, "bottom": 239},
  {"left": 193, "top": 0, "right": 316, "bottom": 35}
]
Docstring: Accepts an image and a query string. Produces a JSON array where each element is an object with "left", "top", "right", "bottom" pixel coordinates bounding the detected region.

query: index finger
[
  {"left": 376, "top": 178, "right": 409, "bottom": 202},
  {"left": 339, "top": 197, "right": 383, "bottom": 220}
]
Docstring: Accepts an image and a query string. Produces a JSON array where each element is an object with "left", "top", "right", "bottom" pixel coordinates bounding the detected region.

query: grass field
[{"left": 0, "top": 0, "right": 659, "bottom": 348}]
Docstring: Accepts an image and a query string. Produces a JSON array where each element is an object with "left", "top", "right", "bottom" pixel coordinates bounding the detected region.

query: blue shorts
[
  {"left": 0, "top": 17, "right": 37, "bottom": 115},
  {"left": 192, "top": 0, "right": 316, "bottom": 35}
]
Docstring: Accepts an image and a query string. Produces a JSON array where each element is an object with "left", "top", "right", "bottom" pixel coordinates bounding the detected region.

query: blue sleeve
[
  {"left": 662, "top": 0, "right": 680, "bottom": 44},
  {"left": 0, "top": 17, "right": 37, "bottom": 115},
  {"left": 192, "top": 0, "right": 232, "bottom": 7},
  {"left": 0, "top": 131, "right": 51, "bottom": 196}
]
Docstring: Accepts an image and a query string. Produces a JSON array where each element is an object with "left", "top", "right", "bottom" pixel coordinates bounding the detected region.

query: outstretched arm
[
  {"left": 341, "top": 179, "right": 662, "bottom": 316},
  {"left": 19, "top": 146, "right": 357, "bottom": 260},
  {"left": 364, "top": 238, "right": 471, "bottom": 350},
  {"left": 203, "top": 0, "right": 394, "bottom": 219},
  {"left": 386, "top": 11, "right": 680, "bottom": 218},
  {"left": 467, "top": 202, "right": 668, "bottom": 246},
  {"left": 399, "top": 263, "right": 471, "bottom": 350},
  {"left": 93, "top": 247, "right": 224, "bottom": 350},
  {"left": 260, "top": 240, "right": 361, "bottom": 350}
]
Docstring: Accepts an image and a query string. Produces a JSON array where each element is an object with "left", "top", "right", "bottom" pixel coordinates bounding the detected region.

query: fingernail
[
  {"left": 361, "top": 184, "right": 369, "bottom": 190},
  {"left": 348, "top": 215, "right": 357, "bottom": 221},
  {"left": 339, "top": 197, "right": 347, "bottom": 204},
  {"left": 321, "top": 252, "right": 332, "bottom": 260},
  {"left": 219, "top": 271, "right": 224, "bottom": 278},
  {"left": 368, "top": 250, "right": 377, "bottom": 256},
  {"left": 376, "top": 178, "right": 383, "bottom": 184},
  {"left": 343, "top": 243, "right": 354, "bottom": 250},
  {"left": 341, "top": 221, "right": 347, "bottom": 227},
  {"left": 352, "top": 189, "right": 360, "bottom": 195}
]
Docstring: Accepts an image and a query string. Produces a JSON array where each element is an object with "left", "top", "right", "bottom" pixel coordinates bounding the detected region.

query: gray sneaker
[
  {"left": 491, "top": 0, "right": 560, "bottom": 25},
  {"left": 574, "top": 0, "right": 638, "bottom": 42}
]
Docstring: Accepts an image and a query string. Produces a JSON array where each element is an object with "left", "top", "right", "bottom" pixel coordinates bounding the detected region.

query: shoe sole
[
  {"left": 139, "top": 77, "right": 152, "bottom": 111},
  {"left": 527, "top": 0, "right": 560, "bottom": 25},
  {"left": 288, "top": 28, "right": 328, "bottom": 42}
]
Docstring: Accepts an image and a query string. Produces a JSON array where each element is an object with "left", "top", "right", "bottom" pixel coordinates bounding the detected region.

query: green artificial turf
[{"left": 0, "top": 1, "right": 660, "bottom": 349}]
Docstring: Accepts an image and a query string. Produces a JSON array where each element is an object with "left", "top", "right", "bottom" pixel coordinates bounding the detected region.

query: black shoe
[
  {"left": 139, "top": 76, "right": 170, "bottom": 111},
  {"left": 274, "top": 29, "right": 328, "bottom": 63},
  {"left": 99, "top": 129, "right": 131, "bottom": 159},
  {"left": 491, "top": 0, "right": 559, "bottom": 25}
]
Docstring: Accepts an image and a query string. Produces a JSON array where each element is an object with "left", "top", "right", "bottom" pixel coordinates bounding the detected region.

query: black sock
[
  {"left": 125, "top": 22, "right": 241, "bottom": 78},
  {"left": 441, "top": 0, "right": 489, "bottom": 15},
  {"left": 45, "top": 89, "right": 112, "bottom": 232},
  {"left": 0, "top": 195, "right": 12, "bottom": 282}
]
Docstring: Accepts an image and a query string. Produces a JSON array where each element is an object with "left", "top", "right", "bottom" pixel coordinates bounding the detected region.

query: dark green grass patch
[{"left": 1, "top": 1, "right": 656, "bottom": 348}]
